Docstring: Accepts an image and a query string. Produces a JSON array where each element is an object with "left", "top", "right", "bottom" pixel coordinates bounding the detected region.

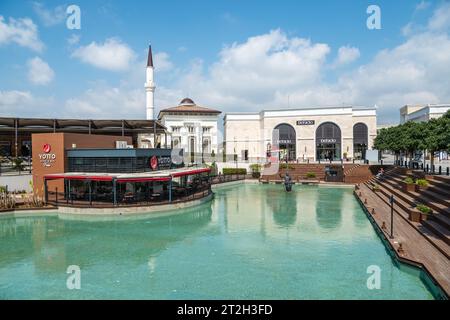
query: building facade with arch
[{"left": 223, "top": 106, "right": 376, "bottom": 162}]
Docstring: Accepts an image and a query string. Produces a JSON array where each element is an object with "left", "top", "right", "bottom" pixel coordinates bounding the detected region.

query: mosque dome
[{"left": 179, "top": 98, "right": 195, "bottom": 105}]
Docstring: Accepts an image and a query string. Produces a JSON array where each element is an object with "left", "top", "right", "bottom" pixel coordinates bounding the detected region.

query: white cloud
[
  {"left": 416, "top": 1, "right": 431, "bottom": 12},
  {"left": 71, "top": 38, "right": 136, "bottom": 71},
  {"left": 67, "top": 34, "right": 80, "bottom": 46},
  {"left": 27, "top": 57, "right": 55, "bottom": 85},
  {"left": 154, "top": 52, "right": 173, "bottom": 72},
  {"left": 64, "top": 86, "right": 145, "bottom": 118},
  {"left": 0, "top": 16, "right": 44, "bottom": 52},
  {"left": 333, "top": 46, "right": 360, "bottom": 67},
  {"left": 428, "top": 2, "right": 450, "bottom": 31},
  {"left": 32, "top": 2, "right": 66, "bottom": 27},
  {"left": 0, "top": 90, "right": 55, "bottom": 116}
]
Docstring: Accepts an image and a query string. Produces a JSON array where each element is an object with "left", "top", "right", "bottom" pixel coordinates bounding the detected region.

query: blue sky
[{"left": 1, "top": 0, "right": 450, "bottom": 124}]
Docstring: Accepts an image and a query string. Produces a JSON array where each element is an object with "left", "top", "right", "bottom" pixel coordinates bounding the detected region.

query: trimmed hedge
[{"left": 222, "top": 168, "right": 247, "bottom": 175}]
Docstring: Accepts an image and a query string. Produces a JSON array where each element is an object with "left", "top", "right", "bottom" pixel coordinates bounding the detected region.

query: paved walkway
[{"left": 356, "top": 183, "right": 450, "bottom": 298}]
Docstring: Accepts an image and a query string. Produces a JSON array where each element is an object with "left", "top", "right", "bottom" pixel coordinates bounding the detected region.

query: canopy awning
[{"left": 44, "top": 166, "right": 211, "bottom": 183}]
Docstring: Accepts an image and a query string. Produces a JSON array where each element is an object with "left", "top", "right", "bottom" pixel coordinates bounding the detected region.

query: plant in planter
[
  {"left": 249, "top": 163, "right": 261, "bottom": 179},
  {"left": 306, "top": 172, "right": 316, "bottom": 179},
  {"left": 372, "top": 183, "right": 381, "bottom": 192},
  {"left": 416, "top": 204, "right": 433, "bottom": 221},
  {"left": 408, "top": 208, "right": 421, "bottom": 222},
  {"left": 343, "top": 152, "right": 348, "bottom": 161},
  {"left": 403, "top": 176, "right": 416, "bottom": 192},
  {"left": 415, "top": 179, "right": 429, "bottom": 191}
]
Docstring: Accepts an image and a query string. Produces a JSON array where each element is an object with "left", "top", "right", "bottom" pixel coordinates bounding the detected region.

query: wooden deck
[{"left": 356, "top": 183, "right": 450, "bottom": 298}]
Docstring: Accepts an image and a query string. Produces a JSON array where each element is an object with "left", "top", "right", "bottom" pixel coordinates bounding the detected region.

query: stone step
[
  {"left": 422, "top": 219, "right": 450, "bottom": 246},
  {"left": 387, "top": 174, "right": 450, "bottom": 207},
  {"left": 379, "top": 175, "right": 450, "bottom": 217},
  {"left": 364, "top": 182, "right": 450, "bottom": 259}
]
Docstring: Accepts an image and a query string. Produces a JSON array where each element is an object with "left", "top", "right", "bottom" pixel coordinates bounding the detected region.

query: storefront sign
[
  {"left": 276, "top": 139, "right": 294, "bottom": 144},
  {"left": 319, "top": 138, "right": 337, "bottom": 144},
  {"left": 38, "top": 144, "right": 56, "bottom": 167},
  {"left": 150, "top": 156, "right": 158, "bottom": 170},
  {"left": 296, "top": 120, "right": 315, "bottom": 125},
  {"left": 150, "top": 155, "right": 172, "bottom": 170}
]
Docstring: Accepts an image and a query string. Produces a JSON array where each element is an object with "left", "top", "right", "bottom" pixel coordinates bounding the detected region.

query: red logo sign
[
  {"left": 150, "top": 156, "right": 158, "bottom": 170},
  {"left": 43, "top": 144, "right": 51, "bottom": 153}
]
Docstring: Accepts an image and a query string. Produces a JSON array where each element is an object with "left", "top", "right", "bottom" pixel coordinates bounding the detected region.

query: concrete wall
[{"left": 0, "top": 174, "right": 33, "bottom": 192}]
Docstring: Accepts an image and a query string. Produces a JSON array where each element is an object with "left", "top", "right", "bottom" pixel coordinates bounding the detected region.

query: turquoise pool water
[{"left": 0, "top": 184, "right": 434, "bottom": 299}]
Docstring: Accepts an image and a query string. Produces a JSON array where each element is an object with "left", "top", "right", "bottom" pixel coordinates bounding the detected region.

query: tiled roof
[{"left": 160, "top": 104, "right": 221, "bottom": 114}]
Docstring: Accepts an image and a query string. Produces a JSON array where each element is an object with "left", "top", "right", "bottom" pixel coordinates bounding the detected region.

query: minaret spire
[
  {"left": 147, "top": 44, "right": 153, "bottom": 67},
  {"left": 145, "top": 44, "right": 155, "bottom": 120}
]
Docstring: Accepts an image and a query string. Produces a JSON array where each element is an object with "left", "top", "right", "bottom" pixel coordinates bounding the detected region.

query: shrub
[
  {"left": 222, "top": 168, "right": 247, "bottom": 175},
  {"left": 249, "top": 164, "right": 261, "bottom": 178},
  {"left": 280, "top": 163, "right": 295, "bottom": 169},
  {"left": 416, "top": 204, "right": 432, "bottom": 215},
  {"left": 372, "top": 184, "right": 380, "bottom": 191},
  {"left": 403, "top": 177, "right": 414, "bottom": 184},
  {"left": 415, "top": 179, "right": 429, "bottom": 187},
  {"left": 209, "top": 162, "right": 218, "bottom": 175},
  {"left": 0, "top": 186, "right": 6, "bottom": 193},
  {"left": 306, "top": 172, "right": 316, "bottom": 178}
]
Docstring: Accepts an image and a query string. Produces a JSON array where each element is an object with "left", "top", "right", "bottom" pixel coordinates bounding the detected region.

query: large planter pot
[
  {"left": 415, "top": 184, "right": 429, "bottom": 192},
  {"left": 409, "top": 209, "right": 421, "bottom": 222},
  {"left": 420, "top": 212, "right": 432, "bottom": 221},
  {"left": 252, "top": 172, "right": 261, "bottom": 179},
  {"left": 403, "top": 183, "right": 416, "bottom": 192}
]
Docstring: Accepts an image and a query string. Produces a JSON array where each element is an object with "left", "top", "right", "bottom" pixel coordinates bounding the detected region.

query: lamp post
[{"left": 390, "top": 194, "right": 395, "bottom": 239}]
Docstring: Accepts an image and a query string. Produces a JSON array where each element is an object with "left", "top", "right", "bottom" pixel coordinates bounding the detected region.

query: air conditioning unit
[{"left": 116, "top": 141, "right": 128, "bottom": 149}]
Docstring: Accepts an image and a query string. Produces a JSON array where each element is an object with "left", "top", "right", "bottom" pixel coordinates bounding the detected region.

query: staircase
[
  {"left": 343, "top": 165, "right": 393, "bottom": 184},
  {"left": 365, "top": 170, "right": 450, "bottom": 258},
  {"left": 261, "top": 164, "right": 327, "bottom": 181}
]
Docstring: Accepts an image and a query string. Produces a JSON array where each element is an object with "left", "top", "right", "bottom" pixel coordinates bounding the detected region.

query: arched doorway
[
  {"left": 353, "top": 123, "right": 368, "bottom": 160},
  {"left": 273, "top": 124, "right": 296, "bottom": 162},
  {"left": 316, "top": 122, "right": 341, "bottom": 161}
]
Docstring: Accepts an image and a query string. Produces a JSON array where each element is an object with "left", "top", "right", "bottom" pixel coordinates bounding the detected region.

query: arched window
[
  {"left": 353, "top": 123, "right": 368, "bottom": 160},
  {"left": 316, "top": 122, "right": 341, "bottom": 161},
  {"left": 273, "top": 123, "right": 296, "bottom": 162}
]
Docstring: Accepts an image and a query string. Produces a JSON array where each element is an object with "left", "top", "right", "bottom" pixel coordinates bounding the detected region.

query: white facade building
[
  {"left": 400, "top": 104, "right": 450, "bottom": 123},
  {"left": 138, "top": 45, "right": 222, "bottom": 158},
  {"left": 158, "top": 98, "right": 221, "bottom": 161},
  {"left": 224, "top": 105, "right": 377, "bottom": 162}
]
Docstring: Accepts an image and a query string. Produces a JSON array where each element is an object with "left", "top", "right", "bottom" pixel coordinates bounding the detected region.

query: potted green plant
[
  {"left": 372, "top": 183, "right": 381, "bottom": 192},
  {"left": 408, "top": 208, "right": 421, "bottom": 222},
  {"left": 249, "top": 164, "right": 261, "bottom": 179},
  {"left": 415, "top": 179, "right": 429, "bottom": 191},
  {"left": 403, "top": 176, "right": 415, "bottom": 192},
  {"left": 416, "top": 204, "right": 433, "bottom": 221},
  {"left": 343, "top": 152, "right": 348, "bottom": 161}
]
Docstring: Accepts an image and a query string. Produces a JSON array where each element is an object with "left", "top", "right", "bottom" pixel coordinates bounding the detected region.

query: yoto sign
[
  {"left": 150, "top": 156, "right": 158, "bottom": 170},
  {"left": 38, "top": 144, "right": 56, "bottom": 167}
]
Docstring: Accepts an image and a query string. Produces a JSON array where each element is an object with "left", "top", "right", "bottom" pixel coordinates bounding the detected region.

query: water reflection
[
  {"left": 266, "top": 188, "right": 297, "bottom": 228},
  {"left": 315, "top": 187, "right": 343, "bottom": 230},
  {"left": 0, "top": 203, "right": 213, "bottom": 274}
]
